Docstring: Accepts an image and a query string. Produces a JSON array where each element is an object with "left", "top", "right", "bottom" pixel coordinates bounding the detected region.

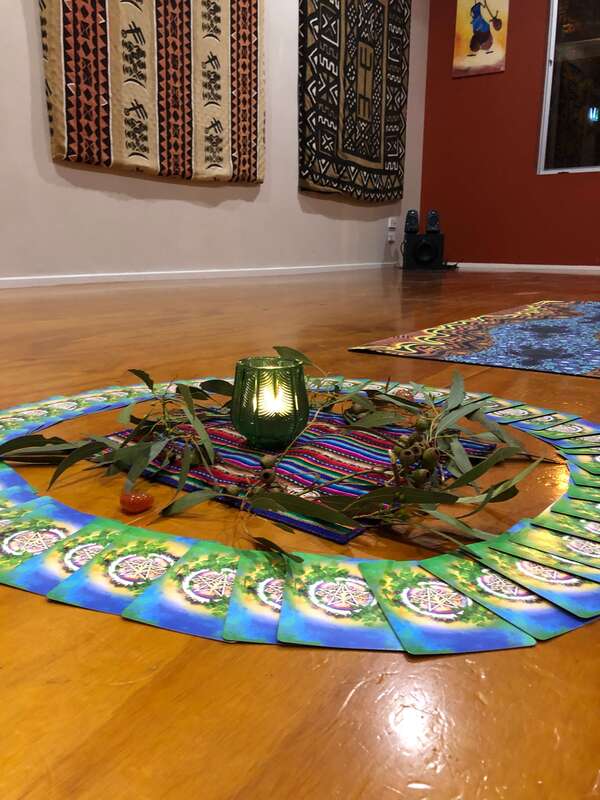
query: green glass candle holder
[{"left": 231, "top": 357, "right": 310, "bottom": 450}]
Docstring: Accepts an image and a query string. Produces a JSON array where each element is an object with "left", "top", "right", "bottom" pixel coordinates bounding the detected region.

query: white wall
[{"left": 0, "top": 0, "right": 430, "bottom": 286}]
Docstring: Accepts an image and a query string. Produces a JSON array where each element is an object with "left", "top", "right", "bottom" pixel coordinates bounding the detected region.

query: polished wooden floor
[{"left": 1, "top": 269, "right": 599, "bottom": 800}]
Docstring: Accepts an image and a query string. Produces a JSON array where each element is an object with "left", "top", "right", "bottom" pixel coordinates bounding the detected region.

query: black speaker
[
  {"left": 425, "top": 209, "right": 441, "bottom": 233},
  {"left": 403, "top": 233, "right": 446, "bottom": 269},
  {"left": 404, "top": 209, "right": 420, "bottom": 234}
]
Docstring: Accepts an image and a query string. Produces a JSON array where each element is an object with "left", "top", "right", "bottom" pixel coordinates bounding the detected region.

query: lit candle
[
  {"left": 231, "top": 357, "right": 309, "bottom": 450},
  {"left": 254, "top": 383, "right": 293, "bottom": 416}
]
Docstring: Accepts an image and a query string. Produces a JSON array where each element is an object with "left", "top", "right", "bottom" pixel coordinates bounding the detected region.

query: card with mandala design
[
  {"left": 71, "top": 385, "right": 155, "bottom": 408},
  {"left": 122, "top": 540, "right": 240, "bottom": 640},
  {"left": 568, "top": 481, "right": 600, "bottom": 504},
  {"left": 222, "top": 550, "right": 287, "bottom": 644},
  {"left": 0, "top": 395, "right": 116, "bottom": 434},
  {"left": 569, "top": 465, "right": 600, "bottom": 489},
  {"left": 566, "top": 454, "right": 600, "bottom": 476},
  {"left": 0, "top": 484, "right": 39, "bottom": 508},
  {"left": 535, "top": 421, "right": 600, "bottom": 441},
  {"left": 1, "top": 517, "right": 133, "bottom": 595},
  {"left": 0, "top": 411, "right": 53, "bottom": 444},
  {"left": 422, "top": 552, "right": 585, "bottom": 640},
  {"left": 48, "top": 529, "right": 193, "bottom": 615},
  {"left": 466, "top": 542, "right": 600, "bottom": 619},
  {"left": 277, "top": 553, "right": 402, "bottom": 651},
  {"left": 553, "top": 433, "right": 600, "bottom": 452},
  {"left": 359, "top": 560, "right": 534, "bottom": 655},
  {"left": 0, "top": 464, "right": 38, "bottom": 496},
  {"left": 0, "top": 497, "right": 94, "bottom": 580},
  {"left": 509, "top": 522, "right": 600, "bottom": 570},
  {"left": 533, "top": 509, "right": 600, "bottom": 542},
  {"left": 551, "top": 497, "right": 600, "bottom": 524},
  {"left": 485, "top": 406, "right": 569, "bottom": 425},
  {"left": 490, "top": 526, "right": 600, "bottom": 584},
  {"left": 479, "top": 398, "right": 525, "bottom": 413},
  {"left": 511, "top": 412, "right": 582, "bottom": 432}
]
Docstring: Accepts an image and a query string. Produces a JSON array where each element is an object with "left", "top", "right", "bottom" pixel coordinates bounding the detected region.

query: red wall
[{"left": 421, "top": 0, "right": 600, "bottom": 266}]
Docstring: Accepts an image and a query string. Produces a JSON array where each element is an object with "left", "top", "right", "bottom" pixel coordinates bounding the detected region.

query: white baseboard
[
  {"left": 0, "top": 261, "right": 393, "bottom": 289},
  {"left": 459, "top": 262, "right": 600, "bottom": 275}
]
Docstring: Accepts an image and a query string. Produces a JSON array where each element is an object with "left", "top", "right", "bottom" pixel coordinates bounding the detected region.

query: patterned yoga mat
[
  {"left": 299, "top": 0, "right": 411, "bottom": 203},
  {"left": 40, "top": 0, "right": 265, "bottom": 183},
  {"left": 350, "top": 301, "right": 600, "bottom": 378}
]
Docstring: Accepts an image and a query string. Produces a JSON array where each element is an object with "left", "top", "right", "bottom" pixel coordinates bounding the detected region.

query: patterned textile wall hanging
[
  {"left": 299, "top": 0, "right": 411, "bottom": 203},
  {"left": 39, "top": 0, "right": 265, "bottom": 183}
]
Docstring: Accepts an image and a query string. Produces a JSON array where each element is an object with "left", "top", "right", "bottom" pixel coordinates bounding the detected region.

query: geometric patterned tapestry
[
  {"left": 39, "top": 0, "right": 265, "bottom": 183},
  {"left": 299, "top": 0, "right": 411, "bottom": 203}
]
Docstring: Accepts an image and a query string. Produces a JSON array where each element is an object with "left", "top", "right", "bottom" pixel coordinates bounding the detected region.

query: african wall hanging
[
  {"left": 39, "top": 0, "right": 265, "bottom": 183},
  {"left": 298, "top": 0, "right": 411, "bottom": 203}
]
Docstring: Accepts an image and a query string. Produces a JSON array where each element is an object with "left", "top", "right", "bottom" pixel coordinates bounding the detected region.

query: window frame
[{"left": 537, "top": 0, "right": 600, "bottom": 174}]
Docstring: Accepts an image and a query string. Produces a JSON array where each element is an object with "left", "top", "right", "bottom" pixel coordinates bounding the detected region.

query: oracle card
[
  {"left": 0, "top": 498, "right": 94, "bottom": 580},
  {"left": 48, "top": 529, "right": 193, "bottom": 615},
  {"left": 569, "top": 465, "right": 600, "bottom": 488},
  {"left": 466, "top": 542, "right": 600, "bottom": 619},
  {"left": 278, "top": 553, "right": 402, "bottom": 651},
  {"left": 551, "top": 496, "right": 600, "bottom": 523},
  {"left": 479, "top": 398, "right": 525, "bottom": 413},
  {"left": 2, "top": 517, "right": 132, "bottom": 595},
  {"left": 537, "top": 421, "right": 600, "bottom": 442},
  {"left": 122, "top": 539, "right": 239, "bottom": 640},
  {"left": 510, "top": 412, "right": 581, "bottom": 433},
  {"left": 0, "top": 483, "right": 39, "bottom": 507},
  {"left": 568, "top": 481, "right": 600, "bottom": 504},
  {"left": 485, "top": 405, "right": 568, "bottom": 425},
  {"left": 533, "top": 508, "right": 600, "bottom": 542},
  {"left": 222, "top": 550, "right": 287, "bottom": 644},
  {"left": 552, "top": 433, "right": 600, "bottom": 452},
  {"left": 490, "top": 526, "right": 600, "bottom": 584},
  {"left": 0, "top": 464, "right": 38, "bottom": 496},
  {"left": 565, "top": 454, "right": 600, "bottom": 476},
  {"left": 509, "top": 521, "right": 600, "bottom": 569},
  {"left": 422, "top": 552, "right": 585, "bottom": 640},
  {"left": 359, "top": 560, "right": 534, "bottom": 655}
]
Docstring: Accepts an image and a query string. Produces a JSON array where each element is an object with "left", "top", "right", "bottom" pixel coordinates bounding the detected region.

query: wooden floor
[{"left": 1, "top": 268, "right": 599, "bottom": 800}]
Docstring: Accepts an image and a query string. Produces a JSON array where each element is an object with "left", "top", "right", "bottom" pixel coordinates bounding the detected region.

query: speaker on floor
[{"left": 402, "top": 209, "right": 455, "bottom": 270}]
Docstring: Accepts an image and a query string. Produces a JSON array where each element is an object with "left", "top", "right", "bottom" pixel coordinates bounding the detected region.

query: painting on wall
[
  {"left": 39, "top": 0, "right": 265, "bottom": 184},
  {"left": 452, "top": 1, "right": 510, "bottom": 78}
]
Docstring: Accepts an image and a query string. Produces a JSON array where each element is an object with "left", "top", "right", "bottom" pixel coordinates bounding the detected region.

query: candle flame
[{"left": 254, "top": 383, "right": 292, "bottom": 415}]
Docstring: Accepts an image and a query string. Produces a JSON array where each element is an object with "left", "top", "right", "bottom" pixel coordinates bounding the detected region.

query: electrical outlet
[
  {"left": 387, "top": 230, "right": 396, "bottom": 244},
  {"left": 387, "top": 217, "right": 398, "bottom": 230}
]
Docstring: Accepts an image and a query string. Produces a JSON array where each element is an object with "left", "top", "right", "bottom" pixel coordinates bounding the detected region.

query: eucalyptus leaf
[
  {"left": 445, "top": 446, "right": 521, "bottom": 489},
  {"left": 449, "top": 438, "right": 472, "bottom": 474},
  {"left": 471, "top": 410, "right": 522, "bottom": 446},
  {"left": 177, "top": 443, "right": 193, "bottom": 493},
  {"left": 424, "top": 509, "right": 495, "bottom": 540},
  {"left": 200, "top": 379, "right": 234, "bottom": 397},
  {"left": 348, "top": 411, "right": 400, "bottom": 429},
  {"left": 181, "top": 405, "right": 216, "bottom": 463},
  {"left": 252, "top": 537, "right": 303, "bottom": 562},
  {"left": 445, "top": 373, "right": 466, "bottom": 412},
  {"left": 273, "top": 346, "right": 314, "bottom": 365},
  {"left": 374, "top": 393, "right": 422, "bottom": 411},
  {"left": 129, "top": 369, "right": 155, "bottom": 392},
  {"left": 0, "top": 435, "right": 69, "bottom": 457},
  {"left": 161, "top": 488, "right": 218, "bottom": 516},
  {"left": 48, "top": 440, "right": 108, "bottom": 489},
  {"left": 435, "top": 400, "right": 489, "bottom": 435},
  {"left": 124, "top": 439, "right": 169, "bottom": 492},
  {"left": 250, "top": 491, "right": 358, "bottom": 530},
  {"left": 398, "top": 487, "right": 460, "bottom": 505}
]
